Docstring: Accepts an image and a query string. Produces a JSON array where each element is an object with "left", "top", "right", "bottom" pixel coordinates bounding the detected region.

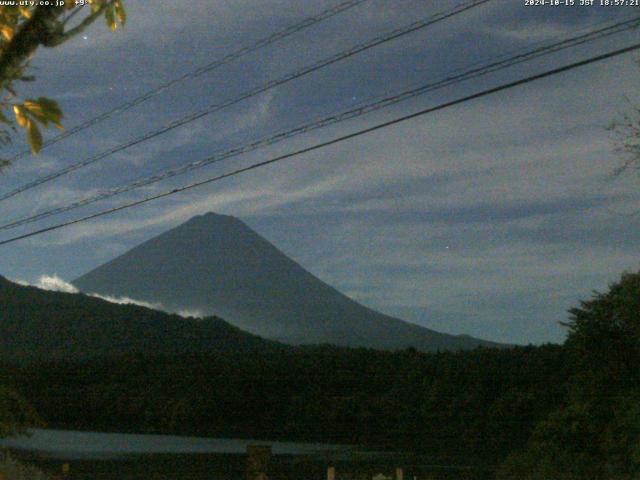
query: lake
[
  {"left": 0, "top": 430, "right": 491, "bottom": 480},
  {"left": 0, "top": 429, "right": 358, "bottom": 480},
  {"left": 0, "top": 429, "right": 349, "bottom": 459}
]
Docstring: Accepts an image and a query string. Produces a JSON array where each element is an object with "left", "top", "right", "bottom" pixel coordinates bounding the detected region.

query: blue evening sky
[{"left": 0, "top": 0, "right": 639, "bottom": 344}]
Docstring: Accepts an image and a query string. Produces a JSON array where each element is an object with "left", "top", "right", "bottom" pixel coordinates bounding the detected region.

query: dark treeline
[
  {"left": 5, "top": 345, "right": 567, "bottom": 468},
  {"left": 0, "top": 275, "right": 285, "bottom": 363},
  {"left": 1, "top": 271, "right": 639, "bottom": 479}
]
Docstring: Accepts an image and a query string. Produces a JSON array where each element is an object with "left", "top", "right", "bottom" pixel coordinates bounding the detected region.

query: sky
[{"left": 0, "top": 0, "right": 639, "bottom": 344}]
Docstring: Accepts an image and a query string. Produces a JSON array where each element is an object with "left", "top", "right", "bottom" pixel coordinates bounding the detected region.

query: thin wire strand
[
  {"left": 6, "top": 0, "right": 371, "bottom": 162},
  {"left": 1, "top": 16, "right": 638, "bottom": 231},
  {"left": 0, "top": 0, "right": 491, "bottom": 203},
  {"left": 1, "top": 41, "right": 637, "bottom": 247}
]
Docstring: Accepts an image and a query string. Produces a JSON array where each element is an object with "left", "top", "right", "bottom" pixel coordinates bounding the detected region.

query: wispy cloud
[
  {"left": 489, "top": 22, "right": 578, "bottom": 43},
  {"left": 11, "top": 274, "right": 191, "bottom": 315},
  {"left": 2, "top": 0, "right": 639, "bottom": 344}
]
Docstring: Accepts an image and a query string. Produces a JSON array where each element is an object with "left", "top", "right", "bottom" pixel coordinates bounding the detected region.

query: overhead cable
[
  {"left": 0, "top": 0, "right": 491, "bottom": 202},
  {"left": 1, "top": 41, "right": 637, "bottom": 246},
  {"left": 6, "top": 0, "right": 372, "bottom": 162},
  {"left": 2, "top": 16, "right": 638, "bottom": 231}
]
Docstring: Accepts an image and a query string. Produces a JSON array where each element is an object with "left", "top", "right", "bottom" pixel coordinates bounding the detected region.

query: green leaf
[
  {"left": 13, "top": 105, "right": 27, "bottom": 128},
  {"left": 27, "top": 120, "right": 42, "bottom": 154},
  {"left": 23, "top": 100, "right": 47, "bottom": 125},
  {"left": 114, "top": 0, "right": 126, "bottom": 26},
  {"left": 105, "top": 5, "right": 117, "bottom": 31},
  {"left": 37, "top": 97, "right": 63, "bottom": 118},
  {"left": 18, "top": 7, "right": 32, "bottom": 19},
  {"left": 1, "top": 25, "right": 14, "bottom": 41},
  {"left": 22, "top": 98, "right": 64, "bottom": 130},
  {"left": 90, "top": 1, "right": 105, "bottom": 13}
]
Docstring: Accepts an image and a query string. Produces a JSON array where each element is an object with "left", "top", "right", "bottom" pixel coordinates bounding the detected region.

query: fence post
[
  {"left": 246, "top": 445, "right": 271, "bottom": 480},
  {"left": 327, "top": 466, "right": 336, "bottom": 480}
]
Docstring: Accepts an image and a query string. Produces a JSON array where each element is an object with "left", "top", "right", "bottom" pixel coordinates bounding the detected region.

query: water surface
[{"left": 0, "top": 429, "right": 349, "bottom": 459}]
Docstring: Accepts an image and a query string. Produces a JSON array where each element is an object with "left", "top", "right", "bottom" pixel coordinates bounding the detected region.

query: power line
[
  {"left": 6, "top": 0, "right": 371, "bottom": 163},
  {"left": 1, "top": 16, "right": 638, "bottom": 231},
  {"left": 1, "top": 41, "right": 637, "bottom": 247},
  {"left": 0, "top": 0, "right": 491, "bottom": 203}
]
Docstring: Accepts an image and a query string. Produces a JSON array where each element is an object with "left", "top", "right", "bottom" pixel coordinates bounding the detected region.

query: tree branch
[
  {"left": 0, "top": 6, "right": 65, "bottom": 88},
  {"left": 45, "top": 3, "right": 110, "bottom": 47}
]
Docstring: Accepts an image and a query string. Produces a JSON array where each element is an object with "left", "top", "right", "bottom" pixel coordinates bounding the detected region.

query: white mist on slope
[
  {"left": 177, "top": 309, "right": 205, "bottom": 319},
  {"left": 37, "top": 274, "right": 81, "bottom": 294},
  {"left": 12, "top": 274, "right": 198, "bottom": 316}
]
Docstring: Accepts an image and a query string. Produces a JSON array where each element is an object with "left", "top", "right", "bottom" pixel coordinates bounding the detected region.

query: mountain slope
[
  {"left": 74, "top": 212, "right": 501, "bottom": 351},
  {"left": 0, "top": 275, "right": 283, "bottom": 363}
]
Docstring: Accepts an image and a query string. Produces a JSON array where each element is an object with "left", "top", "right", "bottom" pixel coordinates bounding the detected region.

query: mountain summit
[{"left": 74, "top": 213, "right": 499, "bottom": 351}]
